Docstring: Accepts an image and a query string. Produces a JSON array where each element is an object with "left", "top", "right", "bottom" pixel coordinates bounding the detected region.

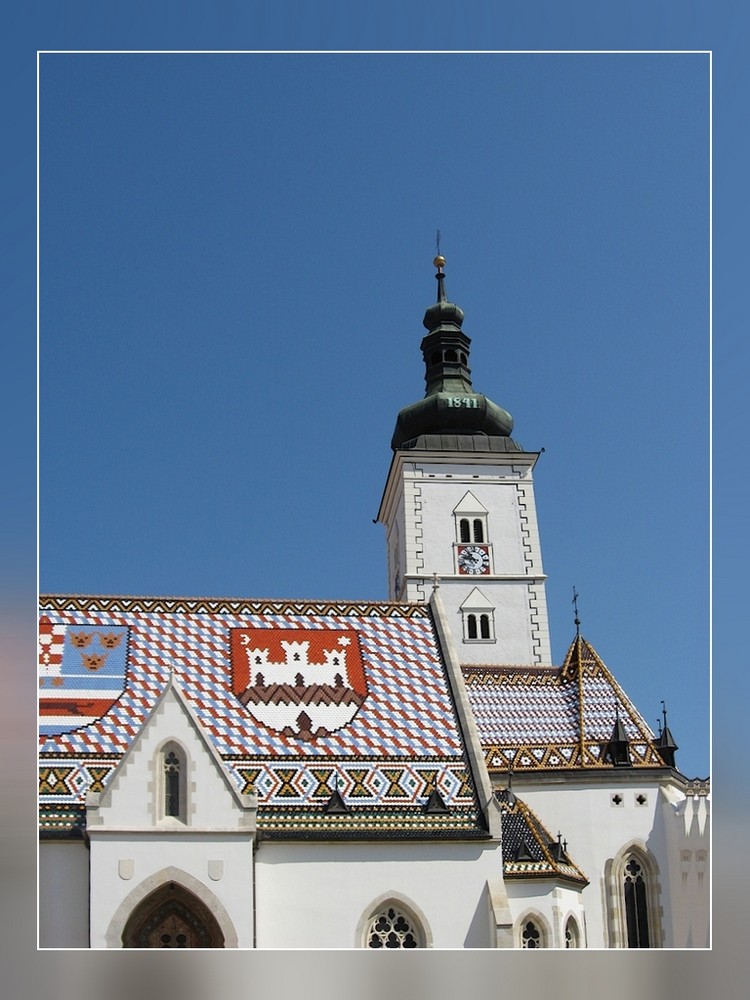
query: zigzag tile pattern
[
  {"left": 462, "top": 634, "right": 664, "bottom": 772},
  {"left": 39, "top": 596, "right": 482, "bottom": 832}
]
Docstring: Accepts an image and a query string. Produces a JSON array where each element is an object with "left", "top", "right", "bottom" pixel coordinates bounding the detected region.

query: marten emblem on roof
[
  {"left": 230, "top": 627, "right": 368, "bottom": 741},
  {"left": 38, "top": 616, "right": 129, "bottom": 736}
]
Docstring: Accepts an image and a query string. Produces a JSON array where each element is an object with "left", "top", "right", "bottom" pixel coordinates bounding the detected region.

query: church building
[{"left": 38, "top": 257, "right": 709, "bottom": 949}]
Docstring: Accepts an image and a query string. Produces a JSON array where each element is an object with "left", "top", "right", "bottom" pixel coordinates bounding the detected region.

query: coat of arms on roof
[
  {"left": 39, "top": 617, "right": 130, "bottom": 737},
  {"left": 229, "top": 628, "right": 368, "bottom": 741}
]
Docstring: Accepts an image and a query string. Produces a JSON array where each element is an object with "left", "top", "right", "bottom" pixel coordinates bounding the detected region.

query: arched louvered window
[
  {"left": 473, "top": 519, "right": 484, "bottom": 542},
  {"left": 459, "top": 518, "right": 471, "bottom": 543},
  {"left": 462, "top": 605, "right": 495, "bottom": 643}
]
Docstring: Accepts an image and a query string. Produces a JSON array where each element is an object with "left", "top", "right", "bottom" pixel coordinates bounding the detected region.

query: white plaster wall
[
  {"left": 94, "top": 692, "right": 247, "bottom": 830},
  {"left": 505, "top": 881, "right": 586, "bottom": 948},
  {"left": 656, "top": 788, "right": 710, "bottom": 947},
  {"left": 515, "top": 778, "right": 698, "bottom": 948},
  {"left": 382, "top": 455, "right": 551, "bottom": 664},
  {"left": 39, "top": 841, "right": 90, "bottom": 948},
  {"left": 88, "top": 832, "right": 254, "bottom": 948},
  {"left": 439, "top": 583, "right": 539, "bottom": 665},
  {"left": 255, "top": 840, "right": 503, "bottom": 948}
]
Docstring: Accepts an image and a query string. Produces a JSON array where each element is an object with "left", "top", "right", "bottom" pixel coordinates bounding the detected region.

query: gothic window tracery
[
  {"left": 521, "top": 918, "right": 543, "bottom": 948},
  {"left": 624, "top": 857, "right": 650, "bottom": 947},
  {"left": 158, "top": 741, "right": 188, "bottom": 824},
  {"left": 605, "top": 845, "right": 663, "bottom": 948},
  {"left": 366, "top": 905, "right": 422, "bottom": 948}
]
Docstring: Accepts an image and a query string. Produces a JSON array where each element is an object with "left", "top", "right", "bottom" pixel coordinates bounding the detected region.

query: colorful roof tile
[
  {"left": 462, "top": 634, "right": 665, "bottom": 772},
  {"left": 39, "top": 596, "right": 488, "bottom": 838},
  {"left": 496, "top": 790, "right": 588, "bottom": 885}
]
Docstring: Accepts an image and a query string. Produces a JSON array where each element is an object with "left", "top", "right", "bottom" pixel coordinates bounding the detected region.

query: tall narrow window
[
  {"left": 472, "top": 519, "right": 484, "bottom": 542},
  {"left": 158, "top": 741, "right": 188, "bottom": 824},
  {"left": 624, "top": 857, "right": 650, "bottom": 947},
  {"left": 480, "top": 614, "right": 491, "bottom": 639},
  {"left": 164, "top": 751, "right": 180, "bottom": 818},
  {"left": 565, "top": 917, "right": 581, "bottom": 948},
  {"left": 606, "top": 845, "right": 662, "bottom": 947},
  {"left": 459, "top": 519, "right": 471, "bottom": 542},
  {"left": 467, "top": 614, "right": 478, "bottom": 639}
]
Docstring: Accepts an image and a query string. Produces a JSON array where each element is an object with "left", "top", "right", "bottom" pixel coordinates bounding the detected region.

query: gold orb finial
[{"left": 433, "top": 254, "right": 446, "bottom": 269}]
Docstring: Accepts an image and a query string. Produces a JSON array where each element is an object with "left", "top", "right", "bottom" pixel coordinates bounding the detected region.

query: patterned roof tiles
[
  {"left": 462, "top": 635, "right": 665, "bottom": 772},
  {"left": 39, "top": 596, "right": 487, "bottom": 838},
  {"left": 497, "top": 790, "right": 588, "bottom": 885}
]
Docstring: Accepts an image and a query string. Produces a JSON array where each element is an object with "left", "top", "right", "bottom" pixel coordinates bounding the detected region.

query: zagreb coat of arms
[{"left": 230, "top": 628, "right": 368, "bottom": 740}]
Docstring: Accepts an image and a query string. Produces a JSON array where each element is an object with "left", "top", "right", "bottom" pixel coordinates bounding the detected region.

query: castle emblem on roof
[{"left": 229, "top": 627, "right": 368, "bottom": 741}]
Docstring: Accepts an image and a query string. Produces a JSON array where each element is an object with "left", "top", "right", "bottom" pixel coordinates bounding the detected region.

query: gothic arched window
[
  {"left": 366, "top": 905, "right": 423, "bottom": 949},
  {"left": 605, "top": 845, "right": 663, "bottom": 948},
  {"left": 624, "top": 857, "right": 650, "bottom": 947},
  {"left": 565, "top": 916, "right": 581, "bottom": 948},
  {"left": 158, "top": 741, "right": 188, "bottom": 824},
  {"left": 164, "top": 751, "right": 180, "bottom": 817},
  {"left": 521, "top": 918, "right": 543, "bottom": 948}
]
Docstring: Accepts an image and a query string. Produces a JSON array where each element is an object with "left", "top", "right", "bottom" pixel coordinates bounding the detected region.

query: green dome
[{"left": 390, "top": 262, "right": 516, "bottom": 452}]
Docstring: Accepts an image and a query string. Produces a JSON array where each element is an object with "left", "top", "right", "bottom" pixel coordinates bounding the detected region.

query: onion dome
[{"left": 391, "top": 256, "right": 518, "bottom": 452}]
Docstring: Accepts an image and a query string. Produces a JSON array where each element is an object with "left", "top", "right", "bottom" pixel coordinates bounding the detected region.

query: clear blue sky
[
  {"left": 38, "top": 50, "right": 710, "bottom": 776},
  {"left": 1, "top": 0, "right": 747, "bottom": 987}
]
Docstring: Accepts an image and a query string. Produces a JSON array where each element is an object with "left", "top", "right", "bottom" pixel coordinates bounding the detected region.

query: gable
[
  {"left": 460, "top": 588, "right": 495, "bottom": 611},
  {"left": 88, "top": 682, "right": 252, "bottom": 830},
  {"left": 453, "top": 491, "right": 488, "bottom": 515}
]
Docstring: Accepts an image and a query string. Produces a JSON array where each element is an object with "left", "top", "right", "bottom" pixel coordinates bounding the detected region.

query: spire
[
  {"left": 605, "top": 705, "right": 632, "bottom": 767},
  {"left": 389, "top": 253, "right": 517, "bottom": 451},
  {"left": 572, "top": 587, "right": 581, "bottom": 636},
  {"left": 654, "top": 700, "right": 679, "bottom": 768}
]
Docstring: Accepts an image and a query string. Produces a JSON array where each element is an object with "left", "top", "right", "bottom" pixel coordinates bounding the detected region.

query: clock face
[{"left": 457, "top": 545, "right": 490, "bottom": 575}]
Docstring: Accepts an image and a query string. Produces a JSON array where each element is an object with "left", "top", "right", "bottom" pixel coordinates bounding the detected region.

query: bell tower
[{"left": 377, "top": 256, "right": 551, "bottom": 666}]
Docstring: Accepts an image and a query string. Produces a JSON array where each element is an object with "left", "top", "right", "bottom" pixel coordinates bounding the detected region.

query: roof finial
[
  {"left": 572, "top": 587, "right": 581, "bottom": 636},
  {"left": 433, "top": 230, "right": 447, "bottom": 302},
  {"left": 506, "top": 766, "right": 516, "bottom": 807},
  {"left": 434, "top": 229, "right": 444, "bottom": 270}
]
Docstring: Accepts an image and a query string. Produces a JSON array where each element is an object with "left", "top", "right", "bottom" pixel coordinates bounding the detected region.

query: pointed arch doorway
[{"left": 122, "top": 880, "right": 225, "bottom": 948}]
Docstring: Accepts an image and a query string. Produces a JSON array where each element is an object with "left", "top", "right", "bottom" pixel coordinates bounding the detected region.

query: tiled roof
[
  {"left": 38, "top": 596, "right": 487, "bottom": 838},
  {"left": 496, "top": 790, "right": 588, "bottom": 885},
  {"left": 462, "top": 635, "right": 665, "bottom": 772}
]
